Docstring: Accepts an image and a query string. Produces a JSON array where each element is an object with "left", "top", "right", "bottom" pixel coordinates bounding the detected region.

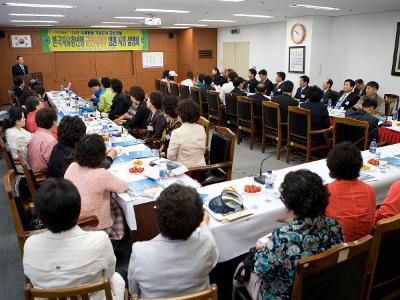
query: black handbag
[{"left": 234, "top": 247, "right": 258, "bottom": 283}]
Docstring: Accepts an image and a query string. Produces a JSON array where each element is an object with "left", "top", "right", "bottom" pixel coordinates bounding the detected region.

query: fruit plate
[{"left": 242, "top": 184, "right": 265, "bottom": 195}]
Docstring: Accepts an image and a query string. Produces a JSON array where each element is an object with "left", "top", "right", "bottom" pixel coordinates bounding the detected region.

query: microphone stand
[{"left": 254, "top": 152, "right": 275, "bottom": 184}]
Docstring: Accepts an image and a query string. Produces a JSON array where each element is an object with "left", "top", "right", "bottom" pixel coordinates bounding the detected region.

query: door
[
  {"left": 223, "top": 42, "right": 236, "bottom": 71},
  {"left": 222, "top": 42, "right": 249, "bottom": 78}
]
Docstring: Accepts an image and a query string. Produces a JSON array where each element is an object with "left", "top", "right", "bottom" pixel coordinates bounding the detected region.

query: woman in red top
[
  {"left": 325, "top": 142, "right": 376, "bottom": 242},
  {"left": 25, "top": 96, "right": 57, "bottom": 140},
  {"left": 375, "top": 181, "right": 400, "bottom": 223}
]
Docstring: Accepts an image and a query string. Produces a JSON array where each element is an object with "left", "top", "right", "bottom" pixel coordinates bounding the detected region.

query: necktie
[
  {"left": 335, "top": 93, "right": 347, "bottom": 109},
  {"left": 21, "top": 65, "right": 25, "bottom": 74}
]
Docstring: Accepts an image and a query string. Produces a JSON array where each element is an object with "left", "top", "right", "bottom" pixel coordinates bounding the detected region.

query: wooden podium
[{"left": 19, "top": 72, "right": 44, "bottom": 87}]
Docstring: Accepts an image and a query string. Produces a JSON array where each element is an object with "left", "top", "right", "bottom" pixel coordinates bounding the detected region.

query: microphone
[{"left": 254, "top": 152, "right": 275, "bottom": 184}]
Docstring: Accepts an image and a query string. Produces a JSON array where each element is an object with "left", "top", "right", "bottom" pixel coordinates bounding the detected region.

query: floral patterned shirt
[{"left": 254, "top": 216, "right": 344, "bottom": 300}]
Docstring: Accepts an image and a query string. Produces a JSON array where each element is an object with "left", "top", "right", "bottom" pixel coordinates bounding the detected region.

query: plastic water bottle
[
  {"left": 60, "top": 84, "right": 64, "bottom": 91},
  {"left": 393, "top": 109, "right": 398, "bottom": 121},
  {"left": 159, "top": 162, "right": 168, "bottom": 179},
  {"left": 327, "top": 98, "right": 332, "bottom": 108},
  {"left": 369, "top": 139, "right": 377, "bottom": 155},
  {"left": 265, "top": 169, "right": 275, "bottom": 190},
  {"left": 110, "top": 134, "right": 117, "bottom": 148}
]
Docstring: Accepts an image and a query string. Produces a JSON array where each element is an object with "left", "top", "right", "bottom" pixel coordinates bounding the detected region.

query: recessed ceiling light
[
  {"left": 91, "top": 25, "right": 128, "bottom": 28},
  {"left": 12, "top": 24, "right": 54, "bottom": 26},
  {"left": 114, "top": 16, "right": 146, "bottom": 20},
  {"left": 8, "top": 13, "right": 66, "bottom": 17},
  {"left": 233, "top": 13, "right": 273, "bottom": 18},
  {"left": 174, "top": 23, "right": 207, "bottom": 27},
  {"left": 219, "top": 0, "right": 245, "bottom": 2},
  {"left": 10, "top": 20, "right": 59, "bottom": 23},
  {"left": 289, "top": 4, "right": 340, "bottom": 11},
  {"left": 5, "top": 2, "right": 76, "bottom": 8},
  {"left": 134, "top": 8, "right": 190, "bottom": 13},
  {"left": 162, "top": 26, "right": 189, "bottom": 29},
  {"left": 198, "top": 19, "right": 236, "bottom": 23},
  {"left": 102, "top": 21, "right": 137, "bottom": 25}
]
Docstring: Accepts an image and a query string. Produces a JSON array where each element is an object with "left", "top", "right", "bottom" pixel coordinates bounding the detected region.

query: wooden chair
[
  {"left": 286, "top": 106, "right": 331, "bottom": 163},
  {"left": 197, "top": 116, "right": 210, "bottom": 149},
  {"left": 0, "top": 136, "right": 20, "bottom": 174},
  {"left": 155, "top": 79, "right": 161, "bottom": 92},
  {"left": 383, "top": 94, "right": 399, "bottom": 116},
  {"left": 160, "top": 81, "right": 168, "bottom": 96},
  {"left": 332, "top": 117, "right": 369, "bottom": 150},
  {"left": 169, "top": 82, "right": 180, "bottom": 97},
  {"left": 237, "top": 96, "right": 261, "bottom": 150},
  {"left": 8, "top": 89, "right": 19, "bottom": 106},
  {"left": 24, "top": 277, "right": 113, "bottom": 300},
  {"left": 366, "top": 214, "right": 400, "bottom": 300},
  {"left": 291, "top": 235, "right": 373, "bottom": 300},
  {"left": 190, "top": 86, "right": 207, "bottom": 118},
  {"left": 18, "top": 151, "right": 46, "bottom": 198},
  {"left": 206, "top": 90, "right": 223, "bottom": 126},
  {"left": 187, "top": 126, "right": 235, "bottom": 186},
  {"left": 179, "top": 84, "right": 191, "bottom": 100},
  {"left": 262, "top": 101, "right": 286, "bottom": 159},
  {"left": 224, "top": 93, "right": 238, "bottom": 127},
  {"left": 132, "top": 283, "right": 218, "bottom": 300},
  {"left": 130, "top": 201, "right": 159, "bottom": 242}
]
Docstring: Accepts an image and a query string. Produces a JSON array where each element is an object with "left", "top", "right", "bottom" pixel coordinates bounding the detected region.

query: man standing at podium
[{"left": 12, "top": 56, "right": 29, "bottom": 78}]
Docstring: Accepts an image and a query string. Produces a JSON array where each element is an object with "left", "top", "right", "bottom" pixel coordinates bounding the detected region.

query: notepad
[
  {"left": 113, "top": 150, "right": 156, "bottom": 164},
  {"left": 127, "top": 178, "right": 162, "bottom": 197},
  {"left": 380, "top": 156, "right": 400, "bottom": 167},
  {"left": 116, "top": 139, "right": 144, "bottom": 147}
]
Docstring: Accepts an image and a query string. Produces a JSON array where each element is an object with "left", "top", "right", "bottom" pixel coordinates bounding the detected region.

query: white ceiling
[{"left": 1, "top": 0, "right": 400, "bottom": 29}]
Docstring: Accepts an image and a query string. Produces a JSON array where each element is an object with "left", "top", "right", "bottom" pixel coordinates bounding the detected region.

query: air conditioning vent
[{"left": 199, "top": 50, "right": 212, "bottom": 58}]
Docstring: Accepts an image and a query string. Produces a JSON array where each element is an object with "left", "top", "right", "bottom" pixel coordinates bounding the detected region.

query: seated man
[
  {"left": 128, "top": 184, "right": 218, "bottom": 298},
  {"left": 200, "top": 75, "right": 215, "bottom": 100},
  {"left": 87, "top": 79, "right": 104, "bottom": 106},
  {"left": 294, "top": 75, "right": 310, "bottom": 102},
  {"left": 12, "top": 77, "right": 25, "bottom": 99},
  {"left": 354, "top": 78, "right": 366, "bottom": 97},
  {"left": 354, "top": 81, "right": 385, "bottom": 116},
  {"left": 333, "top": 79, "right": 359, "bottom": 110},
  {"left": 246, "top": 68, "right": 258, "bottom": 93},
  {"left": 345, "top": 98, "right": 379, "bottom": 143},
  {"left": 231, "top": 77, "right": 246, "bottom": 96},
  {"left": 321, "top": 78, "right": 334, "bottom": 106},
  {"left": 23, "top": 178, "right": 125, "bottom": 299},
  {"left": 271, "top": 71, "right": 286, "bottom": 97},
  {"left": 249, "top": 82, "right": 268, "bottom": 117},
  {"left": 301, "top": 85, "right": 330, "bottom": 131},
  {"left": 257, "top": 69, "right": 273, "bottom": 96},
  {"left": 271, "top": 80, "right": 298, "bottom": 124}
]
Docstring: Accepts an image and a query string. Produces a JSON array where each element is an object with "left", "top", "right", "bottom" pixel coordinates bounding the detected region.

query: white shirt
[
  {"left": 128, "top": 226, "right": 219, "bottom": 298},
  {"left": 180, "top": 79, "right": 194, "bottom": 87},
  {"left": 219, "top": 82, "right": 234, "bottom": 104},
  {"left": 23, "top": 226, "right": 125, "bottom": 300},
  {"left": 167, "top": 122, "right": 206, "bottom": 168},
  {"left": 5, "top": 127, "right": 32, "bottom": 160}
]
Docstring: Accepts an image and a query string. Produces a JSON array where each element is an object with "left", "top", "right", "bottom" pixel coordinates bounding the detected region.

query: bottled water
[
  {"left": 393, "top": 109, "right": 398, "bottom": 121},
  {"left": 369, "top": 139, "right": 377, "bottom": 155},
  {"left": 159, "top": 162, "right": 168, "bottom": 179},
  {"left": 327, "top": 98, "right": 332, "bottom": 108},
  {"left": 265, "top": 169, "right": 275, "bottom": 190}
]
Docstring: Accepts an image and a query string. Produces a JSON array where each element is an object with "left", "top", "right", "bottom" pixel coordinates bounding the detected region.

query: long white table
[{"left": 47, "top": 91, "right": 400, "bottom": 263}]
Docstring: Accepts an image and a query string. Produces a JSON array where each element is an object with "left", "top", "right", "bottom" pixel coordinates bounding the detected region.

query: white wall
[
  {"left": 217, "top": 22, "right": 286, "bottom": 79},
  {"left": 217, "top": 11, "right": 400, "bottom": 95},
  {"left": 328, "top": 11, "right": 400, "bottom": 95}
]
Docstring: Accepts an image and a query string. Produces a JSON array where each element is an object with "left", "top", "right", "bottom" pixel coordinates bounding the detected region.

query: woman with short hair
[
  {"left": 254, "top": 170, "right": 343, "bottom": 300},
  {"left": 159, "top": 96, "right": 181, "bottom": 157},
  {"left": 145, "top": 91, "right": 166, "bottom": 139},
  {"left": 128, "top": 184, "right": 218, "bottom": 298},
  {"left": 64, "top": 134, "right": 128, "bottom": 241},
  {"left": 167, "top": 99, "right": 206, "bottom": 168}
]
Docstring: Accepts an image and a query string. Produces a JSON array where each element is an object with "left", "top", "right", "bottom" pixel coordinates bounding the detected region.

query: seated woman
[
  {"left": 47, "top": 116, "right": 86, "bottom": 178},
  {"left": 118, "top": 86, "right": 149, "bottom": 130},
  {"left": 144, "top": 91, "right": 166, "bottom": 139},
  {"left": 128, "top": 184, "right": 218, "bottom": 298},
  {"left": 3, "top": 107, "right": 32, "bottom": 169},
  {"left": 64, "top": 134, "right": 128, "bottom": 241},
  {"left": 25, "top": 95, "right": 44, "bottom": 133},
  {"left": 325, "top": 142, "right": 376, "bottom": 242},
  {"left": 108, "top": 79, "right": 132, "bottom": 121},
  {"left": 254, "top": 170, "right": 343, "bottom": 300},
  {"left": 32, "top": 85, "right": 50, "bottom": 107},
  {"left": 159, "top": 96, "right": 181, "bottom": 157},
  {"left": 27, "top": 108, "right": 58, "bottom": 173},
  {"left": 23, "top": 178, "right": 125, "bottom": 300},
  {"left": 167, "top": 99, "right": 206, "bottom": 168},
  {"left": 375, "top": 181, "right": 400, "bottom": 223}
]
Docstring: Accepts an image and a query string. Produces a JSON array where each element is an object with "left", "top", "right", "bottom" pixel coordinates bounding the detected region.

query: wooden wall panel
[
  {"left": 193, "top": 28, "right": 218, "bottom": 77},
  {"left": 0, "top": 27, "right": 215, "bottom": 105}
]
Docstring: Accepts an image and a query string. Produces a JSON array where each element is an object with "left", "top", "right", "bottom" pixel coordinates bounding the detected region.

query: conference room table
[{"left": 47, "top": 91, "right": 400, "bottom": 263}]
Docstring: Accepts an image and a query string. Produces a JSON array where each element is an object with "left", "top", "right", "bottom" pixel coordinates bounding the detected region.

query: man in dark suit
[
  {"left": 334, "top": 79, "right": 359, "bottom": 110},
  {"left": 257, "top": 69, "right": 273, "bottom": 96},
  {"left": 246, "top": 68, "right": 258, "bottom": 93},
  {"left": 271, "top": 71, "right": 286, "bottom": 97},
  {"left": 12, "top": 56, "right": 29, "bottom": 78},
  {"left": 294, "top": 75, "right": 310, "bottom": 102},
  {"left": 249, "top": 82, "right": 268, "bottom": 117},
  {"left": 354, "top": 79, "right": 366, "bottom": 97},
  {"left": 321, "top": 78, "right": 334, "bottom": 106},
  {"left": 12, "top": 77, "right": 25, "bottom": 99},
  {"left": 345, "top": 98, "right": 379, "bottom": 143},
  {"left": 271, "top": 80, "right": 298, "bottom": 123},
  {"left": 231, "top": 77, "right": 246, "bottom": 96},
  {"left": 200, "top": 75, "right": 215, "bottom": 100},
  {"left": 300, "top": 86, "right": 330, "bottom": 131}
]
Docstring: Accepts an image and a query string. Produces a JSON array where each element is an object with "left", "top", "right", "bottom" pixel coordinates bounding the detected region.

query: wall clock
[{"left": 291, "top": 23, "right": 306, "bottom": 44}]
